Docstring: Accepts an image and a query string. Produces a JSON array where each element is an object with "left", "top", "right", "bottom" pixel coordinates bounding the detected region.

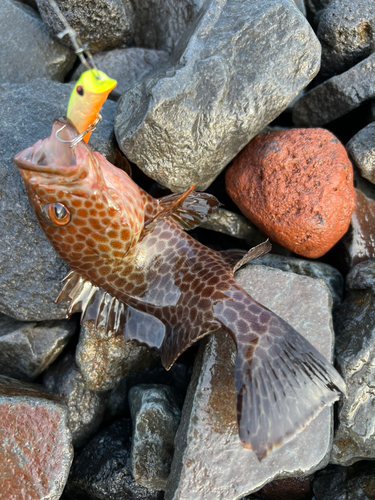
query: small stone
[
  {"left": 225, "top": 128, "right": 356, "bottom": 258},
  {"left": 44, "top": 350, "right": 107, "bottom": 447},
  {"left": 165, "top": 266, "right": 335, "bottom": 500},
  {"left": 0, "top": 314, "right": 76, "bottom": 380},
  {"left": 0, "top": 375, "right": 73, "bottom": 499},
  {"left": 331, "top": 260, "right": 375, "bottom": 465},
  {"left": 72, "top": 48, "right": 170, "bottom": 100},
  {"left": 115, "top": 0, "right": 321, "bottom": 192},
  {"left": 129, "top": 384, "right": 182, "bottom": 491},
  {"left": 293, "top": 53, "right": 375, "bottom": 126},
  {"left": 313, "top": 463, "right": 375, "bottom": 500},
  {"left": 0, "top": 0, "right": 75, "bottom": 84},
  {"left": 36, "top": 0, "right": 135, "bottom": 53},
  {"left": 346, "top": 122, "right": 375, "bottom": 184},
  {"left": 75, "top": 320, "right": 158, "bottom": 391}
]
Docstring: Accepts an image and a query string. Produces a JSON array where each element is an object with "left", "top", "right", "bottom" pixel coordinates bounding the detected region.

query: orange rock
[{"left": 225, "top": 128, "right": 356, "bottom": 258}]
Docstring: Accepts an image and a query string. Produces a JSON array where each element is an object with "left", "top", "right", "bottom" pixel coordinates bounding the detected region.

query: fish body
[{"left": 14, "top": 118, "right": 345, "bottom": 460}]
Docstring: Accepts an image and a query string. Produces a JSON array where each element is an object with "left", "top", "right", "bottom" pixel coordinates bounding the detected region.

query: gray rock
[
  {"left": 166, "top": 266, "right": 335, "bottom": 500},
  {"left": 0, "top": 78, "right": 116, "bottom": 321},
  {"left": 316, "top": 0, "right": 375, "bottom": 79},
  {"left": 293, "top": 53, "right": 375, "bottom": 126},
  {"left": 0, "top": 0, "right": 75, "bottom": 84},
  {"left": 63, "top": 418, "right": 163, "bottom": 500},
  {"left": 36, "top": 0, "right": 135, "bottom": 53},
  {"left": 131, "top": 0, "right": 204, "bottom": 53},
  {"left": 72, "top": 48, "right": 170, "bottom": 100},
  {"left": 331, "top": 260, "right": 375, "bottom": 465},
  {"left": 129, "top": 384, "right": 182, "bottom": 491},
  {"left": 44, "top": 350, "right": 108, "bottom": 447},
  {"left": 115, "top": 0, "right": 321, "bottom": 192},
  {"left": 0, "top": 313, "right": 76, "bottom": 380},
  {"left": 313, "top": 463, "right": 375, "bottom": 500},
  {"left": 347, "top": 122, "right": 375, "bottom": 184},
  {"left": 76, "top": 320, "right": 158, "bottom": 391}
]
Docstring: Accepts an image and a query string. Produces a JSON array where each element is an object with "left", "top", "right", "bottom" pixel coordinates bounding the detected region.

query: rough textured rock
[
  {"left": 165, "top": 266, "right": 335, "bottom": 500},
  {"left": 0, "top": 79, "right": 116, "bottom": 321},
  {"left": 331, "top": 260, "right": 375, "bottom": 465},
  {"left": 44, "top": 350, "right": 107, "bottom": 447},
  {"left": 0, "top": 375, "right": 73, "bottom": 499},
  {"left": 313, "top": 463, "right": 375, "bottom": 500},
  {"left": 115, "top": 0, "right": 321, "bottom": 192},
  {"left": 293, "top": 53, "right": 375, "bottom": 126},
  {"left": 63, "top": 418, "right": 163, "bottom": 500},
  {"left": 0, "top": 314, "right": 76, "bottom": 380},
  {"left": 225, "top": 129, "right": 356, "bottom": 258},
  {"left": 36, "top": 0, "right": 135, "bottom": 53},
  {"left": 131, "top": 0, "right": 204, "bottom": 52},
  {"left": 76, "top": 320, "right": 158, "bottom": 391},
  {"left": 316, "top": 0, "right": 375, "bottom": 79},
  {"left": 347, "top": 122, "right": 375, "bottom": 184},
  {"left": 72, "top": 48, "right": 170, "bottom": 100},
  {"left": 129, "top": 384, "right": 182, "bottom": 491},
  {"left": 0, "top": 0, "right": 75, "bottom": 84}
]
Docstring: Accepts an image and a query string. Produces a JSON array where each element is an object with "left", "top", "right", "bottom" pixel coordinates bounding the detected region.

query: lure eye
[
  {"left": 76, "top": 86, "right": 84, "bottom": 96},
  {"left": 47, "top": 203, "right": 71, "bottom": 226}
]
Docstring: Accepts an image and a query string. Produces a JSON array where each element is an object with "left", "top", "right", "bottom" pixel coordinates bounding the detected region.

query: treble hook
[{"left": 55, "top": 115, "right": 102, "bottom": 149}]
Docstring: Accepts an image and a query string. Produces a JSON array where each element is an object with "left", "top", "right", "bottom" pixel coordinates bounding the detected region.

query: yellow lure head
[{"left": 67, "top": 69, "right": 117, "bottom": 143}]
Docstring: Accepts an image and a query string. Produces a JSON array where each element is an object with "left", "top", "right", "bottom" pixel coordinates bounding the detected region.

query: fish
[{"left": 14, "top": 118, "right": 345, "bottom": 460}]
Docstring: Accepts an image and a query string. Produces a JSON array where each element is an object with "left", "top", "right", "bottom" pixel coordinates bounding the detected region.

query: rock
[
  {"left": 0, "top": 78, "right": 115, "bottom": 321},
  {"left": 115, "top": 0, "right": 321, "bottom": 192},
  {"left": 44, "top": 350, "right": 107, "bottom": 447},
  {"left": 0, "top": 0, "right": 75, "bottom": 84},
  {"left": 0, "top": 314, "right": 76, "bottom": 380},
  {"left": 129, "top": 384, "right": 182, "bottom": 491},
  {"left": 313, "top": 463, "right": 375, "bottom": 500},
  {"left": 63, "top": 418, "right": 163, "bottom": 500},
  {"left": 165, "top": 266, "right": 336, "bottom": 500},
  {"left": 72, "top": 48, "right": 170, "bottom": 100},
  {"left": 346, "top": 122, "right": 375, "bottom": 184},
  {"left": 131, "top": 0, "right": 204, "bottom": 53},
  {"left": 225, "top": 128, "right": 356, "bottom": 258},
  {"left": 76, "top": 320, "right": 158, "bottom": 391},
  {"left": 331, "top": 260, "right": 375, "bottom": 465},
  {"left": 0, "top": 375, "right": 73, "bottom": 499},
  {"left": 36, "top": 0, "right": 135, "bottom": 53},
  {"left": 253, "top": 475, "right": 313, "bottom": 500},
  {"left": 293, "top": 53, "right": 375, "bottom": 126},
  {"left": 316, "top": 0, "right": 375, "bottom": 79}
]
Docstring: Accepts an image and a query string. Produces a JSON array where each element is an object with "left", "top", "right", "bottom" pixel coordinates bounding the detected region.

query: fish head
[{"left": 14, "top": 118, "right": 144, "bottom": 278}]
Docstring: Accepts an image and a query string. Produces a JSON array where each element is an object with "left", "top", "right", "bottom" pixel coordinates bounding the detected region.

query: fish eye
[
  {"left": 47, "top": 203, "right": 71, "bottom": 226},
  {"left": 76, "top": 86, "right": 84, "bottom": 96}
]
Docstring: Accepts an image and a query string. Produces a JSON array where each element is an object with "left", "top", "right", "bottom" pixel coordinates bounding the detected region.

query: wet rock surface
[
  {"left": 115, "top": 0, "right": 320, "bottom": 192},
  {"left": 346, "top": 121, "right": 375, "bottom": 184}
]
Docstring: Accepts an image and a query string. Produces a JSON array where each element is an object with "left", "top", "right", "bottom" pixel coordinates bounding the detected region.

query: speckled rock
[
  {"left": 0, "top": 0, "right": 75, "bottom": 84},
  {"left": 129, "top": 384, "right": 182, "bottom": 491},
  {"left": 313, "top": 463, "right": 375, "bottom": 500},
  {"left": 293, "top": 53, "right": 375, "bottom": 126},
  {"left": 0, "top": 79, "right": 115, "bottom": 321},
  {"left": 226, "top": 129, "right": 356, "bottom": 258},
  {"left": 63, "top": 418, "right": 163, "bottom": 500},
  {"left": 347, "top": 122, "right": 375, "bottom": 184},
  {"left": 0, "top": 314, "right": 76, "bottom": 380},
  {"left": 72, "top": 48, "right": 170, "bottom": 100},
  {"left": 0, "top": 375, "right": 73, "bottom": 499},
  {"left": 76, "top": 320, "right": 158, "bottom": 391},
  {"left": 165, "top": 266, "right": 336, "bottom": 500},
  {"left": 36, "top": 0, "right": 135, "bottom": 53},
  {"left": 115, "top": 0, "right": 321, "bottom": 192},
  {"left": 44, "top": 350, "right": 107, "bottom": 447},
  {"left": 331, "top": 260, "right": 375, "bottom": 465}
]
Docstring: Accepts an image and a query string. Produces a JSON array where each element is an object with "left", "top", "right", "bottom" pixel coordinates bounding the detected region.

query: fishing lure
[{"left": 14, "top": 117, "right": 345, "bottom": 460}]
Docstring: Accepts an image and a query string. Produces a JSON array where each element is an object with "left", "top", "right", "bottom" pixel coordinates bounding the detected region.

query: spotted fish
[{"left": 14, "top": 118, "right": 345, "bottom": 460}]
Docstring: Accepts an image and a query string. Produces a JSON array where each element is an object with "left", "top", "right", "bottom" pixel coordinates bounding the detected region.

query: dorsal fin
[{"left": 220, "top": 240, "right": 272, "bottom": 273}]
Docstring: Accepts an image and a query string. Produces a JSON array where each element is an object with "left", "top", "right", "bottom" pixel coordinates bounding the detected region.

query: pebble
[
  {"left": 165, "top": 266, "right": 335, "bottom": 500},
  {"left": 225, "top": 128, "right": 356, "bottom": 258},
  {"left": 0, "top": 375, "right": 73, "bottom": 499},
  {"left": 346, "top": 121, "right": 375, "bottom": 184},
  {"left": 0, "top": 0, "right": 75, "bottom": 84},
  {"left": 115, "top": 0, "right": 321, "bottom": 192},
  {"left": 129, "top": 384, "right": 183, "bottom": 491},
  {"left": 0, "top": 314, "right": 76, "bottom": 381}
]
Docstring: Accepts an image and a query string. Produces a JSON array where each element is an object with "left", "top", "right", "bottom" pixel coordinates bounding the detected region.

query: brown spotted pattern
[{"left": 14, "top": 119, "right": 346, "bottom": 460}]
